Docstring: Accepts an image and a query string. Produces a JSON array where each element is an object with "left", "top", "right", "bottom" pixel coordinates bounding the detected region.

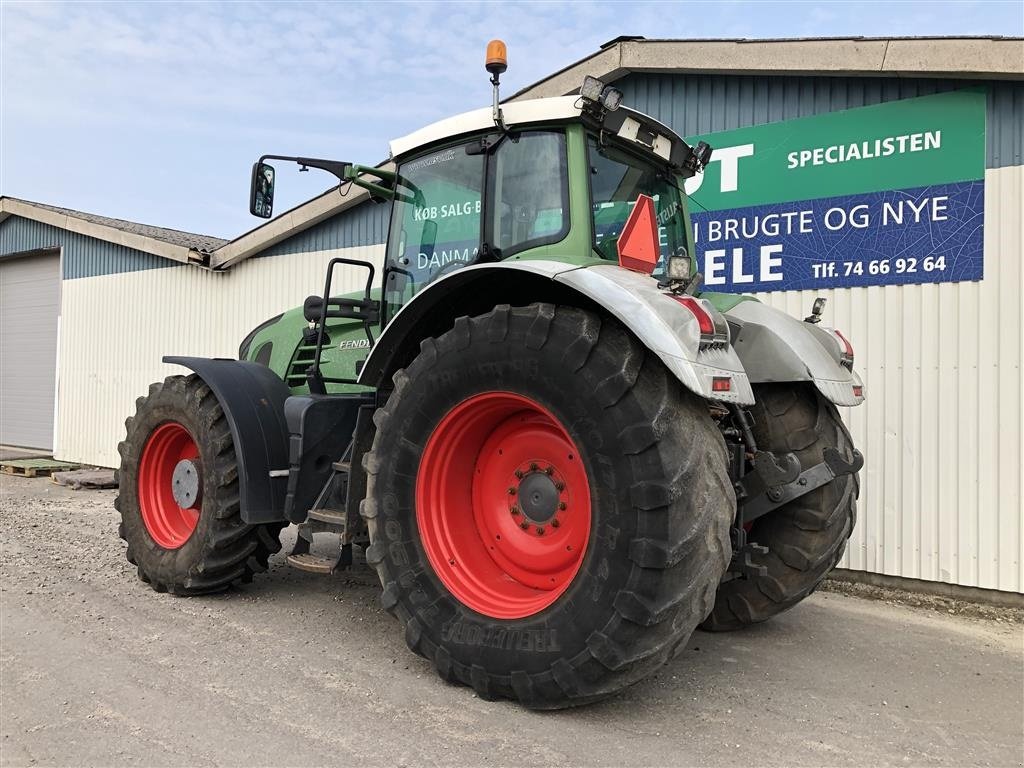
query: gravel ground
[{"left": 2, "top": 476, "right": 1022, "bottom": 767}]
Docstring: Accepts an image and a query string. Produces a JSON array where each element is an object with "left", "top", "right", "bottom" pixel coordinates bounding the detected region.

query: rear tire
[
  {"left": 115, "top": 374, "right": 283, "bottom": 595},
  {"left": 361, "top": 304, "right": 734, "bottom": 708},
  {"left": 702, "top": 384, "right": 858, "bottom": 631}
]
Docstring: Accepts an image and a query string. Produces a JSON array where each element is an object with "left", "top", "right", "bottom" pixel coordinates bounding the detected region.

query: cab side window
[{"left": 491, "top": 131, "right": 569, "bottom": 256}]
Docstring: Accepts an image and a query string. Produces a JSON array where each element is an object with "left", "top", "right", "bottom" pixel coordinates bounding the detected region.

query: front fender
[
  {"left": 164, "top": 356, "right": 291, "bottom": 523},
  {"left": 358, "top": 260, "right": 755, "bottom": 405},
  {"left": 723, "top": 301, "right": 866, "bottom": 407}
]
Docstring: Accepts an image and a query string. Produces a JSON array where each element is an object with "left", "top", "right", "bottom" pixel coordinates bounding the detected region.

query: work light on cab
[{"left": 580, "top": 75, "right": 624, "bottom": 114}]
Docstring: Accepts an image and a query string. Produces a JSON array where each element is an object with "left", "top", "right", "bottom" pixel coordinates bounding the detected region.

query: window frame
[
  {"left": 482, "top": 129, "right": 571, "bottom": 260},
  {"left": 382, "top": 137, "right": 486, "bottom": 324},
  {"left": 585, "top": 132, "right": 690, "bottom": 265}
]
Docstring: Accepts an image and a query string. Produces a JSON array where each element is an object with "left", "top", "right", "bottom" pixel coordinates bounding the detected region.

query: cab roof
[{"left": 389, "top": 95, "right": 582, "bottom": 160}]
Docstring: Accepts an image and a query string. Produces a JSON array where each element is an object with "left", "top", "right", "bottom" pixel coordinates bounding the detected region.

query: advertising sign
[{"left": 685, "top": 90, "right": 986, "bottom": 292}]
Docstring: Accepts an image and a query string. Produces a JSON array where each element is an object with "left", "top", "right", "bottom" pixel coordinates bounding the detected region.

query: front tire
[
  {"left": 361, "top": 304, "right": 734, "bottom": 708},
  {"left": 115, "top": 374, "right": 283, "bottom": 594},
  {"left": 702, "top": 384, "right": 858, "bottom": 631}
]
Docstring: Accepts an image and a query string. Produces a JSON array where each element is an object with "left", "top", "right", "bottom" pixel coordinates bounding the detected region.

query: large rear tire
[
  {"left": 702, "top": 383, "right": 858, "bottom": 631},
  {"left": 361, "top": 304, "right": 734, "bottom": 708},
  {"left": 115, "top": 374, "right": 283, "bottom": 595}
]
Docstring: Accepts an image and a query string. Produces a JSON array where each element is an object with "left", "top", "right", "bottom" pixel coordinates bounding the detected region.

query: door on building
[{"left": 0, "top": 249, "right": 60, "bottom": 450}]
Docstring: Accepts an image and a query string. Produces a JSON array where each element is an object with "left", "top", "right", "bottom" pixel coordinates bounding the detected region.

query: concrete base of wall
[{"left": 829, "top": 568, "right": 1023, "bottom": 609}]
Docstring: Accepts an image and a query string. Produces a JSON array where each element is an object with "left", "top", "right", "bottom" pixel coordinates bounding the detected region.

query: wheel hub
[
  {"left": 171, "top": 459, "right": 201, "bottom": 508},
  {"left": 516, "top": 469, "right": 560, "bottom": 523},
  {"left": 137, "top": 421, "right": 201, "bottom": 550}
]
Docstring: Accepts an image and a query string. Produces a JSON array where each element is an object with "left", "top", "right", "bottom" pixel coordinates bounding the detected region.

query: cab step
[
  {"left": 286, "top": 552, "right": 341, "bottom": 574},
  {"left": 307, "top": 507, "right": 346, "bottom": 526},
  {"left": 287, "top": 519, "right": 353, "bottom": 574},
  {"left": 285, "top": 402, "right": 374, "bottom": 576}
]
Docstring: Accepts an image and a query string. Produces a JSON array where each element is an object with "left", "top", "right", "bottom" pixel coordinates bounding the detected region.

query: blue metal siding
[
  {"left": 259, "top": 197, "right": 391, "bottom": 258},
  {"left": 0, "top": 216, "right": 174, "bottom": 279},
  {"left": 618, "top": 75, "right": 1023, "bottom": 169}
]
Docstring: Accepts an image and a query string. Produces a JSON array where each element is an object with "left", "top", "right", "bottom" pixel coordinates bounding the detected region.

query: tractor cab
[
  {"left": 380, "top": 88, "right": 710, "bottom": 318},
  {"left": 244, "top": 69, "right": 713, "bottom": 396},
  {"left": 248, "top": 60, "right": 712, "bottom": 342}
]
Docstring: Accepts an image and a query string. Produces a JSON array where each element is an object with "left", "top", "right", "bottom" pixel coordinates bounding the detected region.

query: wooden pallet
[{"left": 1, "top": 458, "right": 81, "bottom": 478}]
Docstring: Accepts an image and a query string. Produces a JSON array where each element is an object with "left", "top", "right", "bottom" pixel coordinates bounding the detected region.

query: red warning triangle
[{"left": 616, "top": 194, "right": 659, "bottom": 274}]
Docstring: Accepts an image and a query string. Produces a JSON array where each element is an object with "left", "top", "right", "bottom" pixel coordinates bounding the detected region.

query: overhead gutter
[
  {"left": 209, "top": 164, "right": 395, "bottom": 270},
  {"left": 0, "top": 197, "right": 205, "bottom": 265},
  {"left": 509, "top": 36, "right": 1024, "bottom": 101}
]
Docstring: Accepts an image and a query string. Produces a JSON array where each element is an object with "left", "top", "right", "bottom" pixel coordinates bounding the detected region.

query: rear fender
[
  {"left": 163, "top": 356, "right": 291, "bottom": 524},
  {"left": 358, "top": 260, "right": 755, "bottom": 405},
  {"left": 722, "top": 302, "right": 866, "bottom": 407}
]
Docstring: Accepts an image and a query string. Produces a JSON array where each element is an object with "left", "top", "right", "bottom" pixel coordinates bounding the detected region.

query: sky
[{"left": 2, "top": 1, "right": 1022, "bottom": 241}]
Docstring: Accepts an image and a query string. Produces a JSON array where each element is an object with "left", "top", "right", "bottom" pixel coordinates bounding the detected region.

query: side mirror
[{"left": 249, "top": 162, "right": 276, "bottom": 218}]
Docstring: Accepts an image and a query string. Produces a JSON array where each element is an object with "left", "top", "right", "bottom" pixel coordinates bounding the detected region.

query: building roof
[
  {"left": 509, "top": 36, "right": 1024, "bottom": 101},
  {"left": 0, "top": 196, "right": 225, "bottom": 265}
]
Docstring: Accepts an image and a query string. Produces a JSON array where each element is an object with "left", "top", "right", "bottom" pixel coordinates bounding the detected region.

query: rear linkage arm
[{"left": 725, "top": 405, "right": 864, "bottom": 579}]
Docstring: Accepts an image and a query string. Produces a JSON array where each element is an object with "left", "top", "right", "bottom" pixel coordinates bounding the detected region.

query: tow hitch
[{"left": 725, "top": 405, "right": 864, "bottom": 578}]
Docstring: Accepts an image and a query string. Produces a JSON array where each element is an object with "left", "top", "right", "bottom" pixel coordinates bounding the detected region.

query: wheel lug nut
[
  {"left": 530, "top": 462, "right": 538, "bottom": 471},
  {"left": 510, "top": 506, "right": 520, "bottom": 516},
  {"left": 558, "top": 502, "right": 567, "bottom": 511},
  {"left": 555, "top": 482, "right": 565, "bottom": 491},
  {"left": 508, "top": 487, "right": 516, "bottom": 495},
  {"left": 545, "top": 466, "right": 554, "bottom": 475},
  {"left": 520, "top": 521, "right": 530, "bottom": 530},
  {"left": 536, "top": 526, "right": 545, "bottom": 535},
  {"left": 514, "top": 470, "right": 524, "bottom": 479},
  {"left": 551, "top": 519, "right": 560, "bottom": 528}
]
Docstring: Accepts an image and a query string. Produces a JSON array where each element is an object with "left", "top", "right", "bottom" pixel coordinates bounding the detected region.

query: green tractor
[{"left": 116, "top": 43, "right": 864, "bottom": 709}]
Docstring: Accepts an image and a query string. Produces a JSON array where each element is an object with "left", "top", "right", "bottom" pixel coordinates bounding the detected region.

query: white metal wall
[
  {"left": 56, "top": 166, "right": 1022, "bottom": 593},
  {"left": 56, "top": 244, "right": 384, "bottom": 469},
  {"left": 756, "top": 165, "right": 1023, "bottom": 594}
]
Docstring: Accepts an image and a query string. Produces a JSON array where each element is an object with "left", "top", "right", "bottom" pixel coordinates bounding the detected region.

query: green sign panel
[{"left": 683, "top": 90, "right": 986, "bottom": 291}]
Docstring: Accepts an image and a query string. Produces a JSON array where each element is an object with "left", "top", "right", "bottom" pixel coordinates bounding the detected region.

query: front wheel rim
[
  {"left": 138, "top": 421, "right": 201, "bottom": 549},
  {"left": 416, "top": 392, "right": 592, "bottom": 620}
]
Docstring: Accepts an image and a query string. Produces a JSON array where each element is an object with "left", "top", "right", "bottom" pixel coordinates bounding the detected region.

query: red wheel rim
[
  {"left": 138, "top": 421, "right": 201, "bottom": 549},
  {"left": 416, "top": 392, "right": 592, "bottom": 619}
]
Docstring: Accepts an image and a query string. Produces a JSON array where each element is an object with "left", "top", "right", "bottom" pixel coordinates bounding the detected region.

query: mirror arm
[
  {"left": 350, "top": 165, "right": 398, "bottom": 184},
  {"left": 347, "top": 176, "right": 398, "bottom": 201},
  {"left": 258, "top": 154, "right": 353, "bottom": 183},
  {"left": 346, "top": 165, "right": 423, "bottom": 206}
]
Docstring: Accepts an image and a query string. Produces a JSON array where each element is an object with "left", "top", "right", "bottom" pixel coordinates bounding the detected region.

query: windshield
[
  {"left": 588, "top": 135, "right": 691, "bottom": 272},
  {"left": 384, "top": 144, "right": 484, "bottom": 315},
  {"left": 385, "top": 131, "right": 569, "bottom": 317}
]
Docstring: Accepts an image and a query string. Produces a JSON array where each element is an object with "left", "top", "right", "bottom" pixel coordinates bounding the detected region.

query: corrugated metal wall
[
  {"left": 259, "top": 200, "right": 390, "bottom": 256},
  {"left": 756, "top": 164, "right": 1022, "bottom": 594},
  {"left": 56, "top": 245, "right": 384, "bottom": 469},
  {"left": 0, "top": 216, "right": 174, "bottom": 278},
  {"left": 619, "top": 73, "right": 1023, "bottom": 593}
]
